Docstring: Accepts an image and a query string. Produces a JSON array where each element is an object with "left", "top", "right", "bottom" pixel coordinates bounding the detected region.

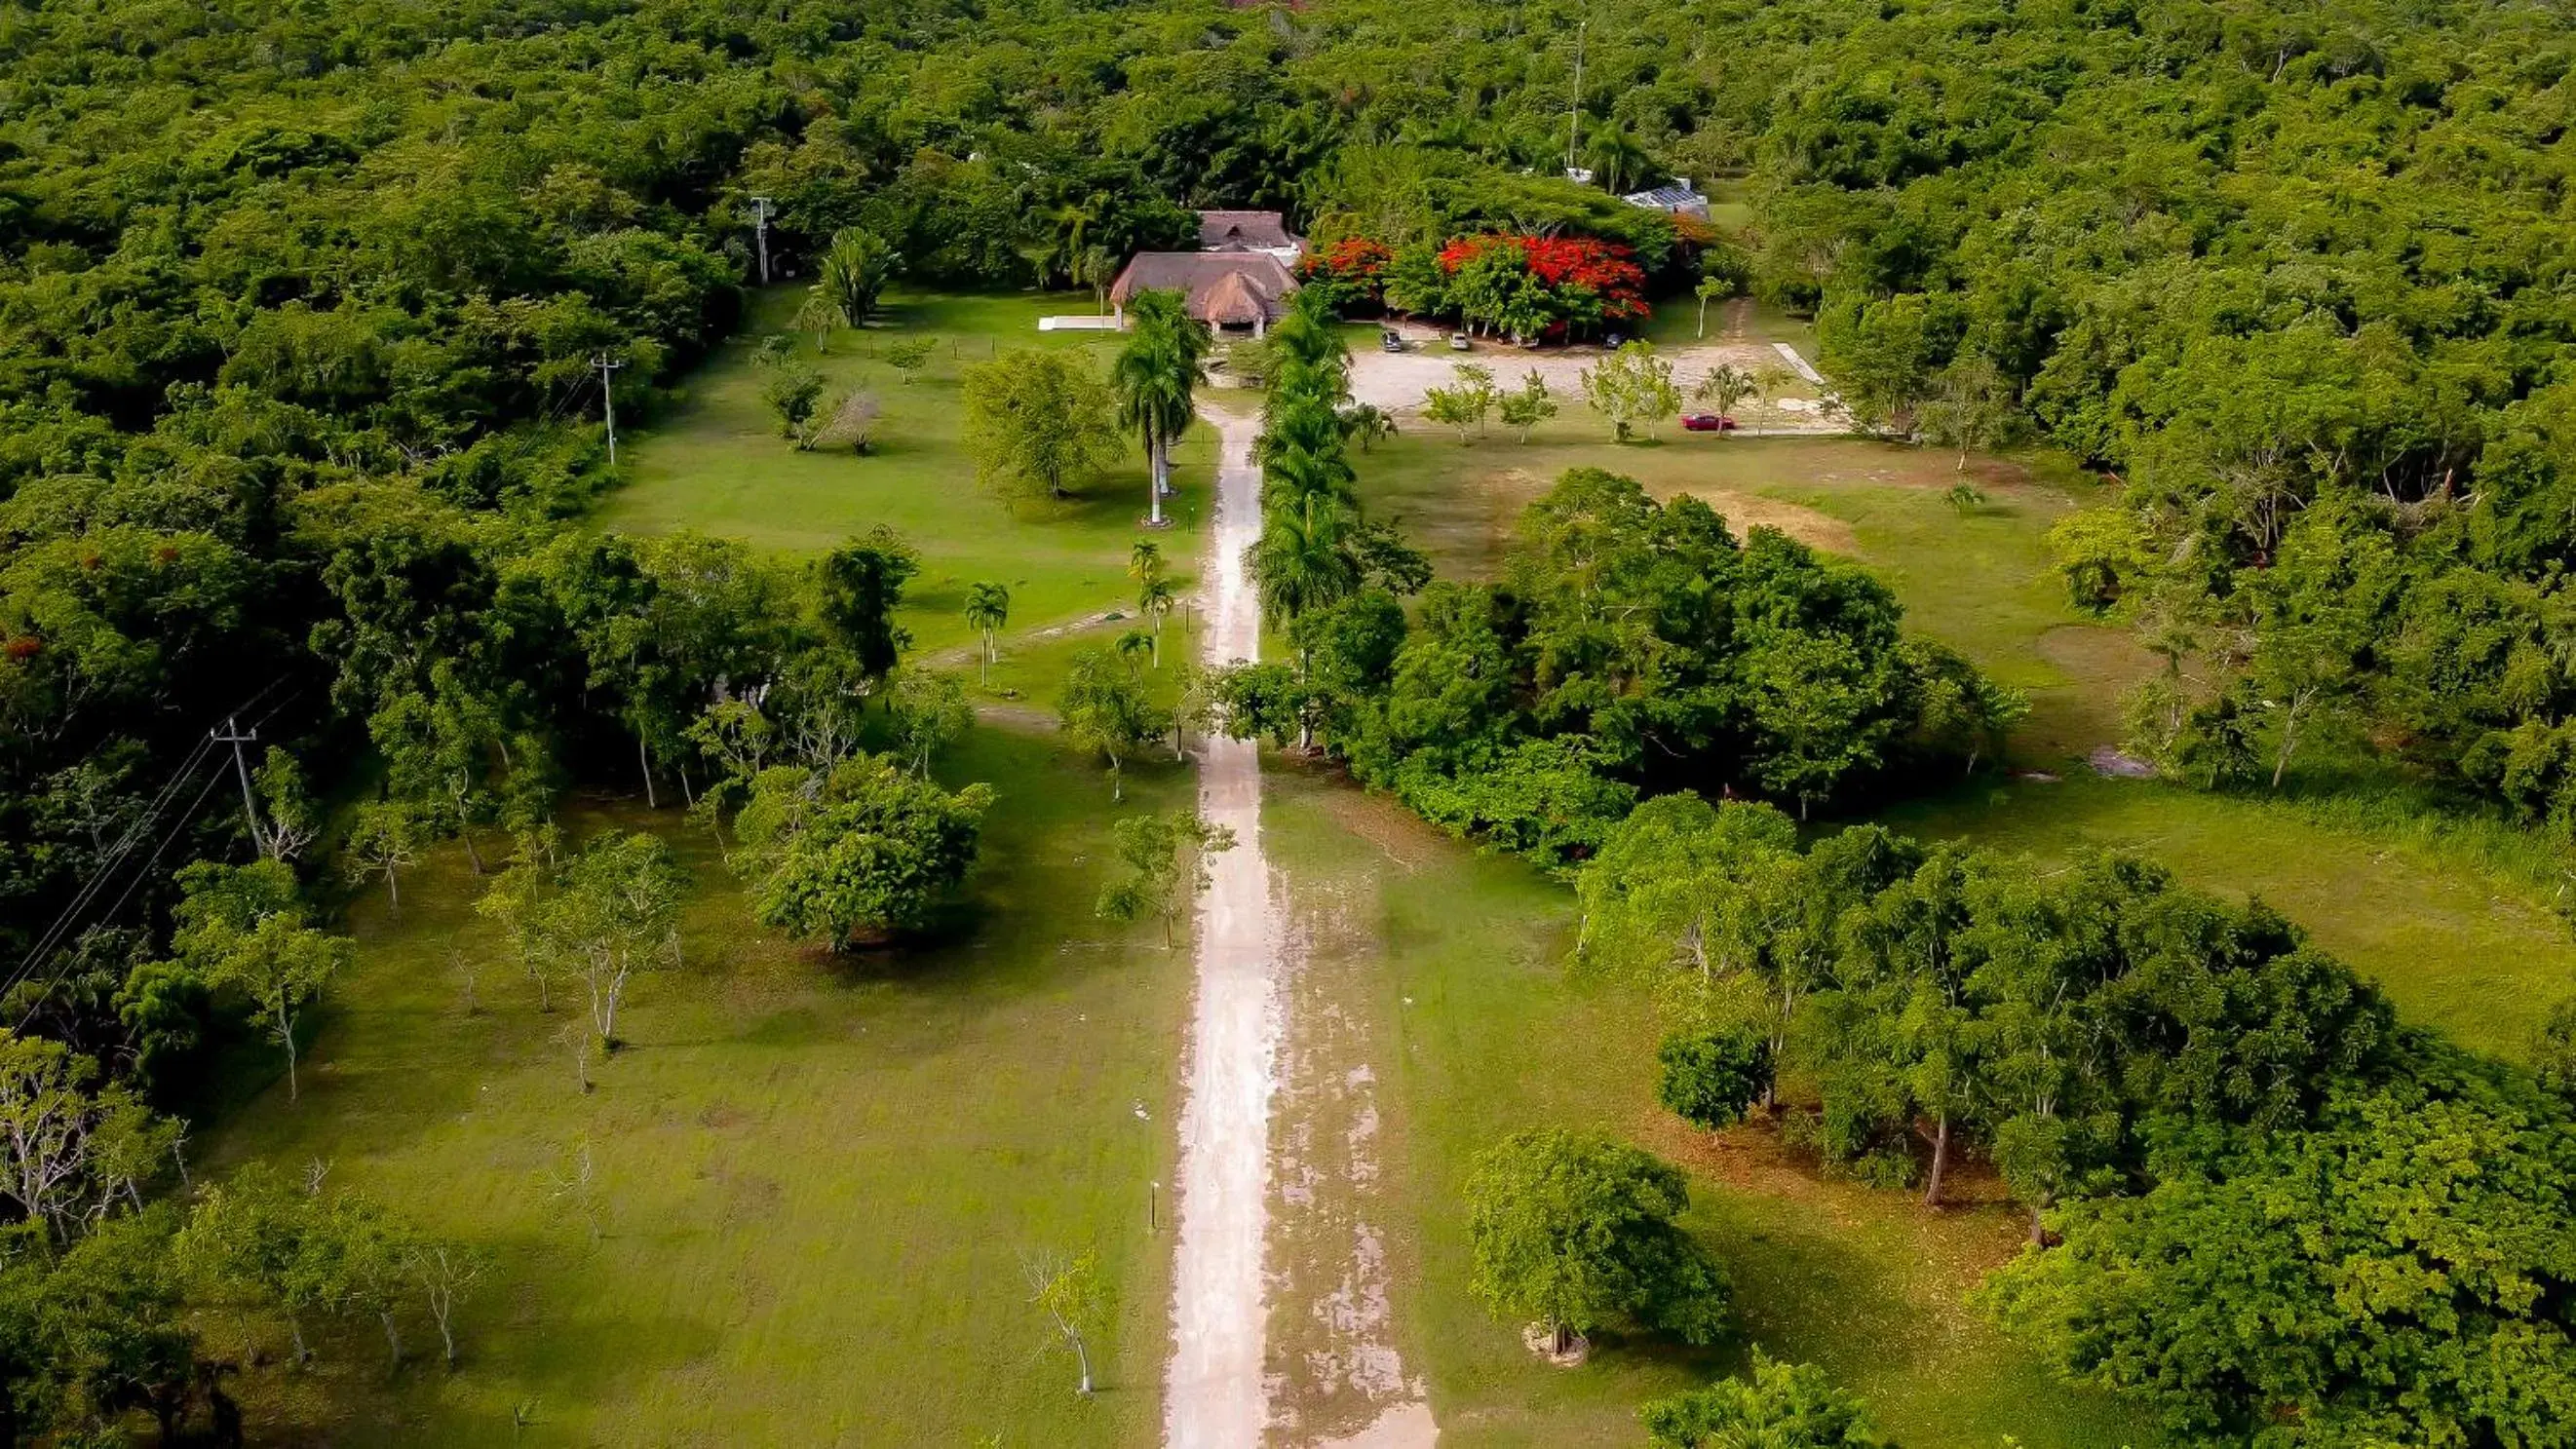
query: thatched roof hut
[{"left": 1107, "top": 252, "right": 1297, "bottom": 333}]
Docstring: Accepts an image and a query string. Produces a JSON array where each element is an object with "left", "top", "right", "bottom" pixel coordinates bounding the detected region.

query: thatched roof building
[{"left": 1107, "top": 251, "right": 1298, "bottom": 333}]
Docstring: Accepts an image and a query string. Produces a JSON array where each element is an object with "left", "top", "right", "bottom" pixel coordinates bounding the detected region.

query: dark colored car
[{"left": 1681, "top": 413, "right": 1739, "bottom": 433}]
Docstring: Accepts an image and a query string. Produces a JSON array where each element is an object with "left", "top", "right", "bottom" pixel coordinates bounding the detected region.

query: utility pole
[
  {"left": 750, "top": 196, "right": 774, "bottom": 285},
  {"left": 212, "top": 714, "right": 269, "bottom": 858},
  {"left": 1566, "top": 19, "right": 1588, "bottom": 177},
  {"left": 594, "top": 354, "right": 625, "bottom": 465}
]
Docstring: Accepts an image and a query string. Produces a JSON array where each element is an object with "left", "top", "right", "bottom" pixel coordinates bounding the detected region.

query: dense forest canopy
[
  {"left": 13, "top": 0, "right": 2574, "bottom": 951},
  {"left": 5, "top": 0, "right": 2576, "bottom": 1439}
]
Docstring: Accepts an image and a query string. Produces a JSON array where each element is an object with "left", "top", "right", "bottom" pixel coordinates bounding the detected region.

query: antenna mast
[{"left": 1566, "top": 19, "right": 1588, "bottom": 175}]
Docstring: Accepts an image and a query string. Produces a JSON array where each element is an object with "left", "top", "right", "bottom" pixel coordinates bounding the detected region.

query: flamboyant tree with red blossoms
[
  {"left": 1295, "top": 237, "right": 1393, "bottom": 313},
  {"left": 1437, "top": 235, "right": 1649, "bottom": 343}
]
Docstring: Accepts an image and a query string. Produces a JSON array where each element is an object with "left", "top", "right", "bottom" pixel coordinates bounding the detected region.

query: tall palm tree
[
  {"left": 963, "top": 581, "right": 1010, "bottom": 687},
  {"left": 1111, "top": 289, "right": 1212, "bottom": 527},
  {"left": 1249, "top": 492, "right": 1360, "bottom": 632}
]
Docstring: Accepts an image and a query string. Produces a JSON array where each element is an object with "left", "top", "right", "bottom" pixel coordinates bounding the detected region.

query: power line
[
  {"left": 0, "top": 679, "right": 288, "bottom": 1013},
  {"left": 11, "top": 762, "right": 232, "bottom": 1036}
]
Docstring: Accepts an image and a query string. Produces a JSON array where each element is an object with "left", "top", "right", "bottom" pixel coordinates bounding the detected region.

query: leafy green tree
[
  {"left": 1423, "top": 362, "right": 1497, "bottom": 444},
  {"left": 1058, "top": 649, "right": 1171, "bottom": 801},
  {"left": 1498, "top": 370, "right": 1557, "bottom": 442},
  {"left": 1095, "top": 810, "right": 1237, "bottom": 947},
  {"left": 729, "top": 757, "right": 992, "bottom": 947},
  {"left": 962, "top": 349, "right": 1122, "bottom": 504},
  {"left": 1579, "top": 341, "right": 1681, "bottom": 441},
  {"left": 1423, "top": 386, "right": 1482, "bottom": 445},
  {"left": 1642, "top": 1354, "right": 1891, "bottom": 1449},
  {"left": 342, "top": 802, "right": 425, "bottom": 912},
  {"left": 759, "top": 360, "right": 827, "bottom": 441},
  {"left": 817, "top": 527, "right": 918, "bottom": 687},
  {"left": 1465, "top": 1128, "right": 1731, "bottom": 1355},
  {"left": 1979, "top": 1074, "right": 2576, "bottom": 1447},
  {"left": 2537, "top": 1000, "right": 2576, "bottom": 1102},
  {"left": 1919, "top": 353, "right": 2015, "bottom": 470},
  {"left": 1657, "top": 1024, "right": 1774, "bottom": 1133},
  {"left": 548, "top": 831, "right": 687, "bottom": 1049},
  {"left": 1693, "top": 362, "right": 1754, "bottom": 423},
  {"left": 884, "top": 335, "right": 936, "bottom": 383},
  {"left": 0, "top": 1036, "right": 172, "bottom": 1235},
  {"left": 888, "top": 669, "right": 972, "bottom": 777},
  {"left": 1023, "top": 1248, "right": 1109, "bottom": 1397},
  {"left": 1695, "top": 276, "right": 1731, "bottom": 339}
]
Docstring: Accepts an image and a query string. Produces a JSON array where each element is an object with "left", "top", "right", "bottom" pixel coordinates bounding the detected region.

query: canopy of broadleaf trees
[
  {"left": 1576, "top": 792, "right": 2576, "bottom": 1447},
  {"left": 0, "top": 0, "right": 2569, "bottom": 1437},
  {"left": 1222, "top": 350, "right": 2025, "bottom": 862}
]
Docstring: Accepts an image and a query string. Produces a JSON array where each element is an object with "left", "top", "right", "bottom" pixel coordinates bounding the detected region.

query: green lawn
[
  {"left": 203, "top": 729, "right": 1196, "bottom": 1446},
  {"left": 599, "top": 286, "right": 1210, "bottom": 658},
  {"left": 1260, "top": 764, "right": 2153, "bottom": 1448}
]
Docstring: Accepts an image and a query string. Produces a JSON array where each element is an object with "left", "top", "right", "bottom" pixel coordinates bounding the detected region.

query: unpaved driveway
[{"left": 1164, "top": 408, "right": 1285, "bottom": 1446}]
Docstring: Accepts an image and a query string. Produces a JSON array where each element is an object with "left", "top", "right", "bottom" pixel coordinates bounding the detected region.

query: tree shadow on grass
[{"left": 228, "top": 1232, "right": 730, "bottom": 1446}]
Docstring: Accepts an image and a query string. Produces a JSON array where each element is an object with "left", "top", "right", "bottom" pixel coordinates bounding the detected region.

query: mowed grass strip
[
  {"left": 203, "top": 730, "right": 1195, "bottom": 1446},
  {"left": 599, "top": 286, "right": 1209, "bottom": 658},
  {"left": 1258, "top": 762, "right": 2153, "bottom": 1448}
]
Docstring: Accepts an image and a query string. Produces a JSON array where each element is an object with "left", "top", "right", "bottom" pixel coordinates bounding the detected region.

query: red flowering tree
[
  {"left": 1295, "top": 237, "right": 1394, "bottom": 314},
  {"left": 1436, "top": 235, "right": 1648, "bottom": 343}
]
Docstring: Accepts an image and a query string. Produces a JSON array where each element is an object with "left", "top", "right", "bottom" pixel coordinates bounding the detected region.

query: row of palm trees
[{"left": 1250, "top": 293, "right": 1367, "bottom": 641}]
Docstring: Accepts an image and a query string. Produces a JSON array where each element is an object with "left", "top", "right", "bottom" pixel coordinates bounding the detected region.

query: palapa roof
[
  {"left": 1109, "top": 251, "right": 1297, "bottom": 325},
  {"left": 1195, "top": 210, "right": 1300, "bottom": 252}
]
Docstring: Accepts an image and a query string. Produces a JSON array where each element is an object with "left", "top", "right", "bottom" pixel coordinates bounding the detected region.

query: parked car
[
  {"left": 1379, "top": 328, "right": 1405, "bottom": 353},
  {"left": 1681, "top": 413, "right": 1739, "bottom": 433},
  {"left": 1446, "top": 332, "right": 1472, "bottom": 352}
]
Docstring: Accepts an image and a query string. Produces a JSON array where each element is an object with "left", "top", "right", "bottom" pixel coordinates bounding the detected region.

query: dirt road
[{"left": 1163, "top": 407, "right": 1284, "bottom": 1446}]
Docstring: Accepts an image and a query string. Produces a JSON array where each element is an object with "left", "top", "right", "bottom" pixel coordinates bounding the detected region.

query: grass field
[
  {"left": 599, "top": 286, "right": 1210, "bottom": 657},
  {"left": 1260, "top": 764, "right": 2153, "bottom": 1448},
  {"left": 203, "top": 729, "right": 1198, "bottom": 1446}
]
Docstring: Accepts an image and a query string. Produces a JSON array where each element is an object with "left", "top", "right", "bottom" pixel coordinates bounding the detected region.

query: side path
[{"left": 1164, "top": 406, "right": 1282, "bottom": 1445}]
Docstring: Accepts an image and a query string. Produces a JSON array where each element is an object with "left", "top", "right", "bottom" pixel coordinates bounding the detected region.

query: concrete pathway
[{"left": 1163, "top": 407, "right": 1283, "bottom": 1447}]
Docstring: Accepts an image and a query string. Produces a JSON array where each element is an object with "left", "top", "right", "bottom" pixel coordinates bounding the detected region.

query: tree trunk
[
  {"left": 289, "top": 1317, "right": 310, "bottom": 1367},
  {"left": 1922, "top": 1113, "right": 1950, "bottom": 1207},
  {"left": 1074, "top": 1332, "right": 1094, "bottom": 1395},
  {"left": 1148, "top": 433, "right": 1168, "bottom": 526},
  {"left": 280, "top": 1004, "right": 300, "bottom": 1102},
  {"left": 385, "top": 864, "right": 401, "bottom": 913},
  {"left": 380, "top": 1311, "right": 403, "bottom": 1369},
  {"left": 636, "top": 734, "right": 657, "bottom": 809},
  {"left": 2028, "top": 1201, "right": 2047, "bottom": 1245},
  {"left": 437, "top": 1307, "right": 458, "bottom": 1368}
]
